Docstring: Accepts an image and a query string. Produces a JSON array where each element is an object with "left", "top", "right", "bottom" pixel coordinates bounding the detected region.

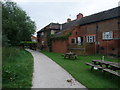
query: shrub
[{"left": 2, "top": 47, "right": 33, "bottom": 88}]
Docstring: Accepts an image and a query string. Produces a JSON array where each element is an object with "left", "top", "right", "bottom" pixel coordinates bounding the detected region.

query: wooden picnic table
[
  {"left": 86, "top": 60, "right": 120, "bottom": 77},
  {"left": 92, "top": 60, "right": 120, "bottom": 71},
  {"left": 63, "top": 52, "right": 77, "bottom": 59},
  {"left": 109, "top": 63, "right": 120, "bottom": 71}
]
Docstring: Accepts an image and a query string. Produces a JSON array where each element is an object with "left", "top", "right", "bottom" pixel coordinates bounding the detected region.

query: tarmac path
[{"left": 27, "top": 49, "right": 86, "bottom": 88}]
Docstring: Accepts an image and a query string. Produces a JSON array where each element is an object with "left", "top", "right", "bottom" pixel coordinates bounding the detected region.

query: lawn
[
  {"left": 2, "top": 47, "right": 34, "bottom": 88},
  {"left": 41, "top": 51, "right": 119, "bottom": 88}
]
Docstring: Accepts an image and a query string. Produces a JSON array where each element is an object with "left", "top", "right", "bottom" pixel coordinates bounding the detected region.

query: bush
[
  {"left": 2, "top": 34, "right": 10, "bottom": 46},
  {"left": 2, "top": 47, "right": 34, "bottom": 88}
]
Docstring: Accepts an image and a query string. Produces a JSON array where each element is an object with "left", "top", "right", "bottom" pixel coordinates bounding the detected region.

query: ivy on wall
[
  {"left": 46, "top": 30, "right": 73, "bottom": 52},
  {"left": 51, "top": 31, "right": 72, "bottom": 40}
]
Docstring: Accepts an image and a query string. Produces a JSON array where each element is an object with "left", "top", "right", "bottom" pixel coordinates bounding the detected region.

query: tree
[{"left": 2, "top": 1, "right": 36, "bottom": 46}]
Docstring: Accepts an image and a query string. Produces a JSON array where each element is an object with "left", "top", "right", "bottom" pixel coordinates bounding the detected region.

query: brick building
[
  {"left": 37, "top": 23, "right": 62, "bottom": 51},
  {"left": 37, "top": 6, "right": 120, "bottom": 57}
]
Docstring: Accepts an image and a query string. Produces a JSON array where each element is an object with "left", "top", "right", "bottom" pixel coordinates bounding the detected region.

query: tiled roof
[
  {"left": 37, "top": 6, "right": 120, "bottom": 33},
  {"left": 78, "top": 6, "right": 120, "bottom": 25},
  {"left": 54, "top": 6, "right": 120, "bottom": 36},
  {"left": 62, "top": 20, "right": 79, "bottom": 30},
  {"left": 62, "top": 6, "right": 120, "bottom": 30},
  {"left": 37, "top": 23, "right": 60, "bottom": 33}
]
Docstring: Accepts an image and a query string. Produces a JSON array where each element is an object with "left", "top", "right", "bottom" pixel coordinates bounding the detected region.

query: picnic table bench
[
  {"left": 103, "top": 69, "right": 120, "bottom": 77},
  {"left": 86, "top": 60, "right": 120, "bottom": 77},
  {"left": 86, "top": 62, "right": 103, "bottom": 70},
  {"left": 92, "top": 60, "right": 120, "bottom": 71},
  {"left": 63, "top": 52, "right": 77, "bottom": 59}
]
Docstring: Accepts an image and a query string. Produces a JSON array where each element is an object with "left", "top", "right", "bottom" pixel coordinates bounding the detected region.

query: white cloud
[
  {"left": 11, "top": 0, "right": 88, "bottom": 2},
  {"left": 2, "top": 0, "right": 120, "bottom": 35}
]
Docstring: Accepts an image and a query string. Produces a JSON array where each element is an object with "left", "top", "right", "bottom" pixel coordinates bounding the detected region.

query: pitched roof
[
  {"left": 37, "top": 23, "right": 60, "bottom": 33},
  {"left": 37, "top": 6, "right": 120, "bottom": 33},
  {"left": 78, "top": 6, "right": 120, "bottom": 25},
  {"left": 62, "top": 20, "right": 79, "bottom": 30},
  {"left": 62, "top": 6, "right": 120, "bottom": 30},
  {"left": 54, "top": 6, "right": 120, "bottom": 36}
]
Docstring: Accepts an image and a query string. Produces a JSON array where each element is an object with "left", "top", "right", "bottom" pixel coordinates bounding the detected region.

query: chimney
[
  {"left": 67, "top": 18, "right": 71, "bottom": 22},
  {"left": 76, "top": 13, "right": 83, "bottom": 20}
]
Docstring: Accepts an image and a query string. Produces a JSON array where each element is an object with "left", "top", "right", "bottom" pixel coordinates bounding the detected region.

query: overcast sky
[{"left": 9, "top": 0, "right": 120, "bottom": 35}]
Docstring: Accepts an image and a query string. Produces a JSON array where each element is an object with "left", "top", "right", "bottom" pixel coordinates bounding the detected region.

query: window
[
  {"left": 41, "top": 32, "right": 44, "bottom": 36},
  {"left": 41, "top": 41, "right": 44, "bottom": 45},
  {"left": 87, "top": 36, "right": 95, "bottom": 43},
  {"left": 32, "top": 39, "right": 36, "bottom": 42},
  {"left": 60, "top": 24, "right": 62, "bottom": 30},
  {"left": 100, "top": 47, "right": 105, "bottom": 50},
  {"left": 71, "top": 38, "right": 76, "bottom": 44},
  {"left": 77, "top": 37, "right": 84, "bottom": 45},
  {"left": 51, "top": 30, "right": 55, "bottom": 35},
  {"left": 103, "top": 31, "right": 113, "bottom": 40},
  {"left": 76, "top": 32, "right": 78, "bottom": 35},
  {"left": 78, "top": 37, "right": 81, "bottom": 45}
]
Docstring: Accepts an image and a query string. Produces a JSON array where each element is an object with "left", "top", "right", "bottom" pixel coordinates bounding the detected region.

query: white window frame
[
  {"left": 87, "top": 36, "right": 95, "bottom": 43},
  {"left": 32, "top": 39, "right": 36, "bottom": 42},
  {"left": 78, "top": 37, "right": 81, "bottom": 45},
  {"left": 60, "top": 24, "right": 62, "bottom": 30},
  {"left": 103, "top": 31, "right": 113, "bottom": 40},
  {"left": 41, "top": 32, "right": 44, "bottom": 36},
  {"left": 41, "top": 41, "right": 44, "bottom": 45},
  {"left": 51, "top": 30, "right": 55, "bottom": 35},
  {"left": 71, "top": 38, "right": 76, "bottom": 44}
]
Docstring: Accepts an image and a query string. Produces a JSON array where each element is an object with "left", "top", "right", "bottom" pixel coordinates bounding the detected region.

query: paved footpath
[{"left": 27, "top": 49, "right": 86, "bottom": 88}]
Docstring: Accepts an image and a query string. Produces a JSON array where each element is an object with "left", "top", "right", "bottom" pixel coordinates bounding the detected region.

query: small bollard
[{"left": 102, "top": 56, "right": 104, "bottom": 61}]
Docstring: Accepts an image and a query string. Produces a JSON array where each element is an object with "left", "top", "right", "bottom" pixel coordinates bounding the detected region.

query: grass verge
[
  {"left": 2, "top": 47, "right": 34, "bottom": 88},
  {"left": 41, "top": 51, "right": 119, "bottom": 88}
]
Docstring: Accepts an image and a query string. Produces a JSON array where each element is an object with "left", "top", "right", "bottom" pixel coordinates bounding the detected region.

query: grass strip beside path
[
  {"left": 41, "top": 51, "right": 119, "bottom": 88},
  {"left": 2, "top": 47, "right": 34, "bottom": 88}
]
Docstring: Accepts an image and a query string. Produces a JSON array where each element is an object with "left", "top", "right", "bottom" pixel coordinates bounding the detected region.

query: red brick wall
[
  {"left": 98, "top": 39, "right": 120, "bottom": 55},
  {"left": 37, "top": 31, "right": 48, "bottom": 50},
  {"left": 52, "top": 40, "right": 68, "bottom": 53},
  {"left": 97, "top": 18, "right": 119, "bottom": 55},
  {"left": 68, "top": 26, "right": 81, "bottom": 45},
  {"left": 67, "top": 25, "right": 95, "bottom": 55},
  {"left": 37, "top": 17, "right": 119, "bottom": 56},
  {"left": 67, "top": 18, "right": 119, "bottom": 55}
]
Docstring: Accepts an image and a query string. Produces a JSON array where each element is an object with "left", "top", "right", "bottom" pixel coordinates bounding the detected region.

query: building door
[{"left": 78, "top": 37, "right": 83, "bottom": 45}]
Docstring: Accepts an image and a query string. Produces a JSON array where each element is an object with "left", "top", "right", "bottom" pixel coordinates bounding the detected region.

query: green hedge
[{"left": 20, "top": 41, "right": 37, "bottom": 44}]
